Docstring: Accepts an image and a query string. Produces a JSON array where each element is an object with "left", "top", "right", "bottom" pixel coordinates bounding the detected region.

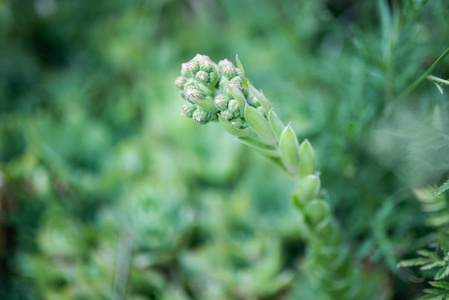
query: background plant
[{"left": 1, "top": 0, "right": 449, "bottom": 299}]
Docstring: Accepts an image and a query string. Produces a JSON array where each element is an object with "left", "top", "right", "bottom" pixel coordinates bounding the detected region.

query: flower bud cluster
[{"left": 175, "top": 54, "right": 220, "bottom": 124}]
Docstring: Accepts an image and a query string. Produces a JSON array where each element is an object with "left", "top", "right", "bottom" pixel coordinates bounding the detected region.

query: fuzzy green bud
[
  {"left": 230, "top": 75, "right": 243, "bottom": 86},
  {"left": 181, "top": 61, "right": 199, "bottom": 78},
  {"left": 192, "top": 107, "right": 213, "bottom": 124},
  {"left": 214, "top": 94, "right": 229, "bottom": 111},
  {"left": 230, "top": 118, "right": 244, "bottom": 128},
  {"left": 228, "top": 100, "right": 239, "bottom": 115},
  {"left": 181, "top": 103, "right": 197, "bottom": 118},
  {"left": 175, "top": 76, "right": 187, "bottom": 90},
  {"left": 195, "top": 70, "right": 209, "bottom": 84},
  {"left": 220, "top": 61, "right": 237, "bottom": 78},
  {"left": 221, "top": 109, "right": 234, "bottom": 120},
  {"left": 192, "top": 54, "right": 210, "bottom": 62},
  {"left": 184, "top": 86, "right": 205, "bottom": 104}
]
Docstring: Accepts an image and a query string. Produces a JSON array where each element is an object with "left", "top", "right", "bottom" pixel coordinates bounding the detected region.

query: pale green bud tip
[
  {"left": 299, "top": 139, "right": 315, "bottom": 177},
  {"left": 221, "top": 109, "right": 234, "bottom": 120},
  {"left": 181, "top": 103, "right": 196, "bottom": 118},
  {"left": 192, "top": 107, "right": 213, "bottom": 124},
  {"left": 214, "top": 94, "right": 230, "bottom": 111},
  {"left": 192, "top": 54, "right": 210, "bottom": 62},
  {"left": 195, "top": 70, "right": 209, "bottom": 83},
  {"left": 228, "top": 100, "right": 239, "bottom": 114},
  {"left": 181, "top": 61, "right": 199, "bottom": 77},
  {"left": 219, "top": 59, "right": 237, "bottom": 78},
  {"left": 184, "top": 86, "right": 205, "bottom": 103},
  {"left": 230, "top": 118, "right": 244, "bottom": 128},
  {"left": 224, "top": 81, "right": 242, "bottom": 97},
  {"left": 175, "top": 76, "right": 187, "bottom": 90}
]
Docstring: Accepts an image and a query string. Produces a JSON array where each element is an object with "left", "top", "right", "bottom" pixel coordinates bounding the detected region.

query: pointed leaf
[
  {"left": 268, "top": 110, "right": 284, "bottom": 139},
  {"left": 249, "top": 84, "right": 271, "bottom": 114},
  {"left": 279, "top": 125, "right": 300, "bottom": 175},
  {"left": 192, "top": 99, "right": 218, "bottom": 112},
  {"left": 236, "top": 137, "right": 280, "bottom": 157},
  {"left": 432, "top": 179, "right": 449, "bottom": 199},
  {"left": 235, "top": 54, "right": 244, "bottom": 76},
  {"left": 430, "top": 281, "right": 449, "bottom": 290},
  {"left": 293, "top": 175, "right": 321, "bottom": 207},
  {"left": 299, "top": 139, "right": 315, "bottom": 178},
  {"left": 398, "top": 258, "right": 432, "bottom": 268},
  {"left": 218, "top": 115, "right": 254, "bottom": 137},
  {"left": 244, "top": 105, "right": 277, "bottom": 146},
  {"left": 227, "top": 83, "right": 246, "bottom": 115}
]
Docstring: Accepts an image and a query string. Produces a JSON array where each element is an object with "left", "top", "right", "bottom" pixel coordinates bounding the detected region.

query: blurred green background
[{"left": 1, "top": 0, "right": 449, "bottom": 299}]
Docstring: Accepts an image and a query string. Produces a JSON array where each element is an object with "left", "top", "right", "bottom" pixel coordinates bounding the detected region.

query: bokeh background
[{"left": 1, "top": 0, "right": 449, "bottom": 299}]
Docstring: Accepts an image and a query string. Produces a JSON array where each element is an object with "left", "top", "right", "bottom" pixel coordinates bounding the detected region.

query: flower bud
[
  {"left": 192, "top": 54, "right": 210, "bottom": 62},
  {"left": 224, "top": 81, "right": 242, "bottom": 98},
  {"left": 181, "top": 61, "right": 199, "bottom": 78},
  {"left": 230, "top": 75, "right": 243, "bottom": 86},
  {"left": 199, "top": 59, "right": 215, "bottom": 72},
  {"left": 221, "top": 109, "right": 234, "bottom": 120},
  {"left": 221, "top": 63, "right": 237, "bottom": 78},
  {"left": 192, "top": 107, "right": 213, "bottom": 124},
  {"left": 181, "top": 103, "right": 196, "bottom": 118},
  {"left": 230, "top": 118, "right": 244, "bottom": 128},
  {"left": 247, "top": 95, "right": 260, "bottom": 107},
  {"left": 228, "top": 99, "right": 239, "bottom": 114},
  {"left": 175, "top": 76, "right": 187, "bottom": 90},
  {"left": 184, "top": 86, "right": 205, "bottom": 104},
  {"left": 214, "top": 94, "right": 229, "bottom": 111},
  {"left": 195, "top": 70, "right": 209, "bottom": 84}
]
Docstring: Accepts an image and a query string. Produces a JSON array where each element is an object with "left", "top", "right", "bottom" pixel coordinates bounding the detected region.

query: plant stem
[
  {"left": 427, "top": 75, "right": 449, "bottom": 85},
  {"left": 388, "top": 45, "right": 449, "bottom": 113}
]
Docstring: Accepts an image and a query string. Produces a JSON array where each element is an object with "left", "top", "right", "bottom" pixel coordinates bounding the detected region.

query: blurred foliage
[{"left": 1, "top": 0, "right": 449, "bottom": 299}]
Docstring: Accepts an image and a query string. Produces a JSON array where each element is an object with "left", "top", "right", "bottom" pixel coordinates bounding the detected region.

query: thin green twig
[{"left": 388, "top": 45, "right": 449, "bottom": 113}]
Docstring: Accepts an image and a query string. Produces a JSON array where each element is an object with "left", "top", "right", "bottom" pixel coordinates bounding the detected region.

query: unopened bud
[
  {"left": 193, "top": 54, "right": 210, "bottom": 62},
  {"left": 224, "top": 81, "right": 242, "bottom": 97},
  {"left": 184, "top": 86, "right": 205, "bottom": 104},
  {"left": 228, "top": 100, "right": 239, "bottom": 114},
  {"left": 181, "top": 103, "right": 197, "bottom": 118},
  {"left": 175, "top": 76, "right": 187, "bottom": 90},
  {"left": 214, "top": 94, "right": 230, "bottom": 110},
  {"left": 192, "top": 107, "right": 213, "bottom": 124},
  {"left": 195, "top": 70, "right": 209, "bottom": 84},
  {"left": 230, "top": 118, "right": 244, "bottom": 128},
  {"left": 221, "top": 109, "right": 234, "bottom": 120},
  {"left": 230, "top": 75, "right": 243, "bottom": 86},
  {"left": 181, "top": 61, "right": 199, "bottom": 77},
  {"left": 221, "top": 63, "right": 237, "bottom": 78}
]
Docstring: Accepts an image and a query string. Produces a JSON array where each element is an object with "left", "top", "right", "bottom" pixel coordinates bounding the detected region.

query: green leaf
[
  {"left": 417, "top": 250, "right": 441, "bottom": 261},
  {"left": 435, "top": 264, "right": 449, "bottom": 280},
  {"left": 397, "top": 258, "right": 432, "bottom": 268},
  {"left": 279, "top": 124, "right": 300, "bottom": 175},
  {"left": 192, "top": 99, "right": 218, "bottom": 112},
  {"left": 235, "top": 54, "right": 244, "bottom": 76},
  {"left": 244, "top": 105, "right": 277, "bottom": 146},
  {"left": 218, "top": 115, "right": 254, "bottom": 137},
  {"left": 299, "top": 139, "right": 315, "bottom": 178},
  {"left": 430, "top": 281, "right": 449, "bottom": 290},
  {"left": 248, "top": 84, "right": 271, "bottom": 115},
  {"left": 227, "top": 83, "right": 247, "bottom": 115},
  {"left": 235, "top": 137, "right": 280, "bottom": 157},
  {"left": 432, "top": 179, "right": 449, "bottom": 199},
  {"left": 268, "top": 110, "right": 284, "bottom": 139}
]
